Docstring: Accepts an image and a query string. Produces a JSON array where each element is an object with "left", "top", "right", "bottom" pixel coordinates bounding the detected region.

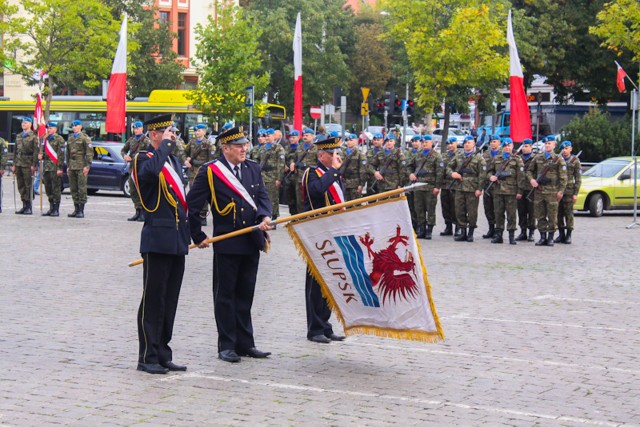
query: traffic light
[
  {"left": 384, "top": 91, "right": 395, "bottom": 111},
  {"left": 407, "top": 99, "right": 414, "bottom": 115},
  {"left": 394, "top": 98, "right": 401, "bottom": 115},
  {"left": 376, "top": 102, "right": 385, "bottom": 114}
]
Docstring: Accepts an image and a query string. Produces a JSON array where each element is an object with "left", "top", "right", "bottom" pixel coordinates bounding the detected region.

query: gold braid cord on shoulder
[
  {"left": 207, "top": 165, "right": 236, "bottom": 218},
  {"left": 133, "top": 153, "right": 179, "bottom": 221}
]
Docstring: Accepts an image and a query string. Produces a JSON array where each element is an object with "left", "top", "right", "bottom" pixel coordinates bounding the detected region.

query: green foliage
[
  {"left": 561, "top": 108, "right": 633, "bottom": 162},
  {"left": 189, "top": 1, "right": 269, "bottom": 123},
  {"left": 590, "top": 0, "right": 640, "bottom": 62}
]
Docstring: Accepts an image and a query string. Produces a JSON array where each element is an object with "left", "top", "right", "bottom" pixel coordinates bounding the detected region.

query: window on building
[
  {"left": 159, "top": 11, "right": 170, "bottom": 24},
  {"left": 177, "top": 13, "right": 187, "bottom": 57}
]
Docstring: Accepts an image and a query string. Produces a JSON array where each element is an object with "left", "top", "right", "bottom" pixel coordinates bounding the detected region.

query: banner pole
[
  {"left": 628, "top": 87, "right": 639, "bottom": 229},
  {"left": 128, "top": 183, "right": 426, "bottom": 267}
]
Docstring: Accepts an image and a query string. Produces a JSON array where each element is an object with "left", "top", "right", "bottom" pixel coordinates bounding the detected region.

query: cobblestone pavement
[{"left": 1, "top": 175, "right": 639, "bottom": 426}]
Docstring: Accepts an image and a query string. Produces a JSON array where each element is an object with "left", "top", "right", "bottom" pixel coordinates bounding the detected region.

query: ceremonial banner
[
  {"left": 507, "top": 10, "right": 532, "bottom": 142},
  {"left": 106, "top": 14, "right": 127, "bottom": 134},
  {"left": 287, "top": 196, "right": 444, "bottom": 342}
]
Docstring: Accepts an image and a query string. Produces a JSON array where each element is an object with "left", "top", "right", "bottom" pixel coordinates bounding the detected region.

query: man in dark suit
[
  {"left": 187, "top": 126, "right": 273, "bottom": 363},
  {"left": 302, "top": 137, "right": 347, "bottom": 344},
  {"left": 132, "top": 114, "right": 190, "bottom": 374}
]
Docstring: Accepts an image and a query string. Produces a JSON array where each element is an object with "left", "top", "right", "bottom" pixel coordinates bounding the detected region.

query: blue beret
[
  {"left": 265, "top": 128, "right": 275, "bottom": 135},
  {"left": 464, "top": 135, "right": 474, "bottom": 141},
  {"left": 344, "top": 133, "right": 354, "bottom": 140},
  {"left": 22, "top": 117, "right": 33, "bottom": 123},
  {"left": 423, "top": 135, "right": 433, "bottom": 141},
  {"left": 193, "top": 123, "right": 207, "bottom": 131},
  {"left": 328, "top": 131, "right": 340, "bottom": 138},
  {"left": 491, "top": 134, "right": 501, "bottom": 141},
  {"left": 289, "top": 130, "right": 300, "bottom": 137},
  {"left": 373, "top": 133, "right": 383, "bottom": 139},
  {"left": 303, "top": 128, "right": 314, "bottom": 135},
  {"left": 522, "top": 138, "right": 533, "bottom": 144},
  {"left": 221, "top": 122, "right": 233, "bottom": 131},
  {"left": 545, "top": 134, "right": 556, "bottom": 141},
  {"left": 541, "top": 137, "right": 547, "bottom": 143},
  {"left": 501, "top": 137, "right": 513, "bottom": 146},
  {"left": 447, "top": 137, "right": 458, "bottom": 143},
  {"left": 411, "top": 135, "right": 422, "bottom": 142},
  {"left": 71, "top": 120, "right": 82, "bottom": 126},
  {"left": 384, "top": 134, "right": 395, "bottom": 141},
  {"left": 257, "top": 129, "right": 265, "bottom": 136},
  {"left": 47, "top": 121, "right": 57, "bottom": 128},
  {"left": 560, "top": 140, "right": 572, "bottom": 148},
  {"left": 133, "top": 121, "right": 143, "bottom": 128}
]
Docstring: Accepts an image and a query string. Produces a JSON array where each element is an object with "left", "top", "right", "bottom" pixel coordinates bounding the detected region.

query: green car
[{"left": 576, "top": 156, "right": 640, "bottom": 217}]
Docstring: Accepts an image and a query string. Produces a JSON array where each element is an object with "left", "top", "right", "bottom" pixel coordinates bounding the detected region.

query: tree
[
  {"left": 562, "top": 109, "right": 632, "bottom": 162},
  {"left": 189, "top": 1, "right": 269, "bottom": 124}
]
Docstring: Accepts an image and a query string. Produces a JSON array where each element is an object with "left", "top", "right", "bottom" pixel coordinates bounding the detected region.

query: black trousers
[
  {"left": 213, "top": 252, "right": 260, "bottom": 352},
  {"left": 138, "top": 253, "right": 185, "bottom": 364},
  {"left": 305, "top": 269, "right": 333, "bottom": 339}
]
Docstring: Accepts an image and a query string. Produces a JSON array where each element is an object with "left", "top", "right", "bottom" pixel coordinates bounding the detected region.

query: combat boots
[
  {"left": 42, "top": 202, "right": 54, "bottom": 216},
  {"left": 482, "top": 224, "right": 495, "bottom": 239},
  {"left": 75, "top": 204, "right": 85, "bottom": 219},
  {"left": 491, "top": 229, "right": 504, "bottom": 244},
  {"left": 554, "top": 228, "right": 566, "bottom": 243},
  {"left": 527, "top": 228, "right": 536, "bottom": 242},
  {"left": 454, "top": 226, "right": 462, "bottom": 237},
  {"left": 22, "top": 202, "right": 32, "bottom": 215},
  {"left": 515, "top": 228, "right": 527, "bottom": 241},
  {"left": 425, "top": 225, "right": 434, "bottom": 240},
  {"left": 565, "top": 230, "right": 572, "bottom": 244},
  {"left": 508, "top": 230, "right": 517, "bottom": 245},
  {"left": 128, "top": 208, "right": 141, "bottom": 221},
  {"left": 467, "top": 227, "right": 475, "bottom": 242},
  {"left": 454, "top": 227, "right": 467, "bottom": 241},
  {"left": 68, "top": 204, "right": 79, "bottom": 217},
  {"left": 545, "top": 232, "right": 555, "bottom": 246},
  {"left": 51, "top": 203, "right": 60, "bottom": 217},
  {"left": 535, "top": 232, "right": 547, "bottom": 246},
  {"left": 440, "top": 223, "right": 453, "bottom": 236},
  {"left": 416, "top": 224, "right": 426, "bottom": 239},
  {"left": 138, "top": 210, "right": 145, "bottom": 222},
  {"left": 15, "top": 201, "right": 28, "bottom": 214}
]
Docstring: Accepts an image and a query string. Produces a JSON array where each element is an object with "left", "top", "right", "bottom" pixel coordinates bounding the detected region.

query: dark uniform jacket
[
  {"left": 303, "top": 162, "right": 344, "bottom": 210},
  {"left": 134, "top": 139, "right": 190, "bottom": 256},
  {"left": 187, "top": 157, "right": 271, "bottom": 254}
]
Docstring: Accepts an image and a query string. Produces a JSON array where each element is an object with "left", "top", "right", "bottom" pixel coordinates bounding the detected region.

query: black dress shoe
[
  {"left": 160, "top": 361, "right": 187, "bottom": 371},
  {"left": 237, "top": 347, "right": 271, "bottom": 358},
  {"left": 137, "top": 363, "right": 169, "bottom": 374},
  {"left": 326, "top": 333, "right": 345, "bottom": 341},
  {"left": 218, "top": 350, "right": 241, "bottom": 363},
  {"left": 309, "top": 334, "right": 331, "bottom": 344}
]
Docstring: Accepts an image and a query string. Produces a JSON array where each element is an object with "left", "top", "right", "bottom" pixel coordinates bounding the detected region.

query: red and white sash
[
  {"left": 315, "top": 167, "right": 344, "bottom": 204},
  {"left": 134, "top": 152, "right": 187, "bottom": 212},
  {"left": 208, "top": 160, "right": 257, "bottom": 211},
  {"left": 44, "top": 139, "right": 58, "bottom": 164}
]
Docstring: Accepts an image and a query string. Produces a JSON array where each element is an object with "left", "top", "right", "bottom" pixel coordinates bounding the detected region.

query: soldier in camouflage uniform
[
  {"left": 526, "top": 135, "right": 567, "bottom": 246},
  {"left": 122, "top": 121, "right": 151, "bottom": 221},
  {"left": 254, "top": 128, "right": 285, "bottom": 220},
  {"left": 447, "top": 136, "right": 486, "bottom": 242},
  {"left": 481, "top": 135, "right": 502, "bottom": 239},
  {"left": 486, "top": 138, "right": 525, "bottom": 244},
  {"left": 185, "top": 123, "right": 214, "bottom": 224},
  {"left": 0, "top": 135, "right": 8, "bottom": 213},
  {"left": 555, "top": 140, "right": 581, "bottom": 244},
  {"left": 369, "top": 134, "right": 406, "bottom": 193},
  {"left": 440, "top": 137, "right": 460, "bottom": 236},
  {"left": 516, "top": 139, "right": 537, "bottom": 242},
  {"left": 408, "top": 135, "right": 443, "bottom": 239},
  {"left": 38, "top": 122, "right": 65, "bottom": 216},
  {"left": 289, "top": 128, "right": 317, "bottom": 214},
  {"left": 65, "top": 120, "right": 93, "bottom": 218},
  {"left": 339, "top": 133, "right": 367, "bottom": 201},
  {"left": 13, "top": 117, "right": 39, "bottom": 215},
  {"left": 365, "top": 133, "right": 384, "bottom": 195},
  {"left": 284, "top": 130, "right": 301, "bottom": 214},
  {"left": 249, "top": 129, "right": 266, "bottom": 160},
  {"left": 405, "top": 135, "right": 423, "bottom": 228}
]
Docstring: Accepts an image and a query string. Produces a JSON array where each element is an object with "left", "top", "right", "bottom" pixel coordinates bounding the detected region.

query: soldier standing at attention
[
  {"left": 447, "top": 136, "right": 486, "bottom": 242},
  {"left": 0, "top": 136, "right": 8, "bottom": 213},
  {"left": 38, "top": 122, "right": 65, "bottom": 217},
  {"left": 66, "top": 120, "right": 92, "bottom": 218},
  {"left": 13, "top": 117, "right": 39, "bottom": 215},
  {"left": 516, "top": 138, "right": 537, "bottom": 242},
  {"left": 486, "top": 138, "right": 525, "bottom": 244},
  {"left": 249, "top": 129, "right": 266, "bottom": 160},
  {"left": 440, "top": 137, "right": 460, "bottom": 237},
  {"left": 365, "top": 133, "right": 384, "bottom": 195},
  {"left": 290, "top": 128, "right": 317, "bottom": 214},
  {"left": 481, "top": 135, "right": 502, "bottom": 239},
  {"left": 409, "top": 135, "right": 443, "bottom": 239},
  {"left": 122, "top": 121, "right": 151, "bottom": 222},
  {"left": 340, "top": 133, "right": 367, "bottom": 201},
  {"left": 527, "top": 135, "right": 567, "bottom": 246},
  {"left": 405, "top": 135, "right": 423, "bottom": 229},
  {"left": 555, "top": 140, "right": 581, "bottom": 244},
  {"left": 185, "top": 123, "right": 213, "bottom": 225},
  {"left": 284, "top": 130, "right": 301, "bottom": 214},
  {"left": 369, "top": 134, "right": 406, "bottom": 193},
  {"left": 255, "top": 128, "right": 285, "bottom": 221}
]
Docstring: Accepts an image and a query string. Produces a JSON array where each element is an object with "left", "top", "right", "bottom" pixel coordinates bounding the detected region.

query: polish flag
[
  {"left": 293, "top": 12, "right": 303, "bottom": 134},
  {"left": 507, "top": 10, "right": 532, "bottom": 142},
  {"left": 34, "top": 91, "right": 46, "bottom": 139},
  {"left": 616, "top": 62, "right": 627, "bottom": 93},
  {"left": 106, "top": 15, "right": 127, "bottom": 134}
]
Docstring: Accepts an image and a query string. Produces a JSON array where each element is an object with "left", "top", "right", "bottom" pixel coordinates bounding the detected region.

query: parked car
[
  {"left": 363, "top": 125, "right": 385, "bottom": 142},
  {"left": 575, "top": 156, "right": 640, "bottom": 217},
  {"left": 431, "top": 128, "right": 467, "bottom": 147},
  {"left": 62, "top": 141, "right": 131, "bottom": 197}
]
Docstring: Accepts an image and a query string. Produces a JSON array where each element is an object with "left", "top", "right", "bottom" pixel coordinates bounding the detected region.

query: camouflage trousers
[
  {"left": 15, "top": 166, "right": 33, "bottom": 203},
  {"left": 128, "top": 175, "right": 142, "bottom": 209},
  {"left": 295, "top": 179, "right": 305, "bottom": 215},
  {"left": 440, "top": 188, "right": 456, "bottom": 225},
  {"left": 407, "top": 193, "right": 416, "bottom": 226},
  {"left": 265, "top": 181, "right": 280, "bottom": 218},
  {"left": 517, "top": 196, "right": 536, "bottom": 230},
  {"left": 43, "top": 170, "right": 61, "bottom": 204},
  {"left": 482, "top": 191, "right": 495, "bottom": 225},
  {"left": 557, "top": 195, "right": 576, "bottom": 230},
  {"left": 68, "top": 169, "right": 88, "bottom": 204},
  {"left": 414, "top": 188, "right": 438, "bottom": 226},
  {"left": 493, "top": 194, "right": 518, "bottom": 231},
  {"left": 533, "top": 192, "right": 559, "bottom": 232},
  {"left": 454, "top": 191, "right": 480, "bottom": 228},
  {"left": 284, "top": 176, "right": 298, "bottom": 215},
  {"left": 344, "top": 186, "right": 361, "bottom": 202}
]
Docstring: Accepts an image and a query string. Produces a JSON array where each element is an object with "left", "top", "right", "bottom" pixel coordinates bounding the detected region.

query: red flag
[
  {"left": 292, "top": 12, "right": 303, "bottom": 134},
  {"left": 34, "top": 91, "right": 46, "bottom": 139},
  {"left": 507, "top": 10, "right": 532, "bottom": 142},
  {"left": 616, "top": 63, "right": 627, "bottom": 93},
  {"left": 106, "top": 15, "right": 127, "bottom": 134}
]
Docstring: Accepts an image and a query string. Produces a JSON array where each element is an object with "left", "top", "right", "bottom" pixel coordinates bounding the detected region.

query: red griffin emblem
[{"left": 360, "top": 225, "right": 419, "bottom": 304}]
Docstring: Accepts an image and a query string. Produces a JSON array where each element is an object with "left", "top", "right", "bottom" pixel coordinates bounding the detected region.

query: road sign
[
  {"left": 310, "top": 106, "right": 322, "bottom": 119},
  {"left": 244, "top": 86, "right": 254, "bottom": 107},
  {"left": 361, "top": 102, "right": 369, "bottom": 116},
  {"left": 361, "top": 87, "right": 370, "bottom": 101}
]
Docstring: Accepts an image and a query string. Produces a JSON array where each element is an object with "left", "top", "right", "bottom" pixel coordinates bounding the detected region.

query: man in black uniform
[
  {"left": 302, "top": 137, "right": 346, "bottom": 344},
  {"left": 132, "top": 114, "right": 190, "bottom": 375},
  {"left": 187, "top": 126, "right": 273, "bottom": 363}
]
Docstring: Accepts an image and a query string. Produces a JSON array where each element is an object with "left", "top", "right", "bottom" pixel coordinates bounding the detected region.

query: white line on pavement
[
  {"left": 161, "top": 371, "right": 622, "bottom": 427},
  {"left": 448, "top": 315, "right": 640, "bottom": 333},
  {"left": 534, "top": 295, "right": 640, "bottom": 305}
]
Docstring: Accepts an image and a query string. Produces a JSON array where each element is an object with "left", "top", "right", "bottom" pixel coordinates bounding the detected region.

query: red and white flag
[
  {"left": 507, "top": 10, "right": 532, "bottom": 142},
  {"left": 616, "top": 62, "right": 627, "bottom": 93},
  {"left": 34, "top": 91, "right": 46, "bottom": 139},
  {"left": 292, "top": 12, "right": 303, "bottom": 134},
  {"left": 106, "top": 15, "right": 127, "bottom": 134}
]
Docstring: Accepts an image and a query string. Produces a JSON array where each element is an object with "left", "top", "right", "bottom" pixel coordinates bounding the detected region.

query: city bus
[{"left": 0, "top": 89, "right": 286, "bottom": 148}]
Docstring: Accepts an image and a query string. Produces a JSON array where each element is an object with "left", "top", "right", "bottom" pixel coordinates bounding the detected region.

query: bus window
[{"left": 78, "top": 112, "right": 107, "bottom": 141}]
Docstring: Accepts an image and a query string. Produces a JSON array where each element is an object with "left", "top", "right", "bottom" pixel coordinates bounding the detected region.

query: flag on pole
[
  {"left": 507, "top": 10, "right": 532, "bottom": 142},
  {"left": 287, "top": 197, "right": 444, "bottom": 342},
  {"left": 292, "top": 12, "right": 303, "bottom": 134},
  {"left": 34, "top": 91, "right": 46, "bottom": 139},
  {"left": 616, "top": 62, "right": 627, "bottom": 93},
  {"left": 106, "top": 14, "right": 127, "bottom": 134}
]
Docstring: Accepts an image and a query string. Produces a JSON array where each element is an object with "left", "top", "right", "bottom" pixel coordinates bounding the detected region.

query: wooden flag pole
[{"left": 127, "top": 183, "right": 425, "bottom": 267}]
